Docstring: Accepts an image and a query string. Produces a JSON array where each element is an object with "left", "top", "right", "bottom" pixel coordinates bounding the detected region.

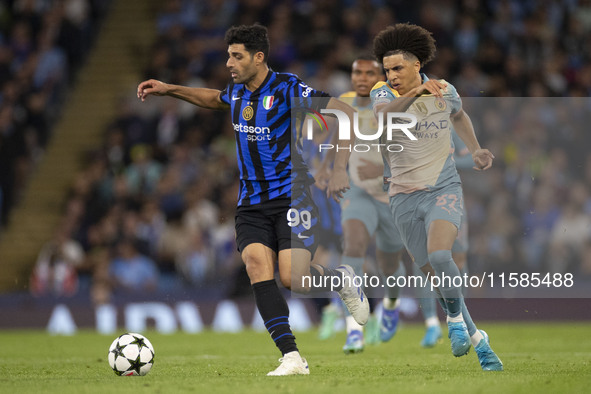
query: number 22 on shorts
[{"left": 435, "top": 193, "right": 462, "bottom": 215}]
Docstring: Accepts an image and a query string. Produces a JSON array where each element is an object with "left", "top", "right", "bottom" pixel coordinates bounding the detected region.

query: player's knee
[
  {"left": 377, "top": 250, "right": 403, "bottom": 276},
  {"left": 380, "top": 260, "right": 399, "bottom": 276},
  {"left": 242, "top": 253, "right": 270, "bottom": 282},
  {"left": 343, "top": 237, "right": 369, "bottom": 257},
  {"left": 428, "top": 250, "right": 453, "bottom": 268},
  {"left": 243, "top": 256, "right": 259, "bottom": 273}
]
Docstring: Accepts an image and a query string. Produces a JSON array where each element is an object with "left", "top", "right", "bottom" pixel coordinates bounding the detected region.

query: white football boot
[
  {"left": 267, "top": 351, "right": 310, "bottom": 376},
  {"left": 336, "top": 265, "right": 370, "bottom": 325}
]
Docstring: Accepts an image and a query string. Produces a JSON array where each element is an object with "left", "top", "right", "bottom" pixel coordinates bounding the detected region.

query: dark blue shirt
[{"left": 220, "top": 70, "right": 329, "bottom": 206}]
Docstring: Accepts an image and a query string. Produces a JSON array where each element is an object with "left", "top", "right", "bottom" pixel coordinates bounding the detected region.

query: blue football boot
[
  {"left": 421, "top": 325, "right": 442, "bottom": 348},
  {"left": 343, "top": 329, "right": 364, "bottom": 354},
  {"left": 475, "top": 330, "right": 504, "bottom": 371},
  {"left": 447, "top": 321, "right": 470, "bottom": 357},
  {"left": 379, "top": 306, "right": 400, "bottom": 342}
]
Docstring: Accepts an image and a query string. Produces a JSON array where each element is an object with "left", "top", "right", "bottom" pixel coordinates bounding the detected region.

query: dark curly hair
[
  {"left": 225, "top": 24, "right": 270, "bottom": 62},
  {"left": 373, "top": 23, "right": 436, "bottom": 66}
]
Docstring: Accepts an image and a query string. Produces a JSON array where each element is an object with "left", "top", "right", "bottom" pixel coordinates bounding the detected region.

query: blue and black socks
[{"left": 252, "top": 279, "right": 297, "bottom": 355}]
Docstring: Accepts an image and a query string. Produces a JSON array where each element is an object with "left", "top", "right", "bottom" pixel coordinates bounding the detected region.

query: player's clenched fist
[
  {"left": 472, "top": 149, "right": 494, "bottom": 171},
  {"left": 137, "top": 79, "right": 169, "bottom": 101}
]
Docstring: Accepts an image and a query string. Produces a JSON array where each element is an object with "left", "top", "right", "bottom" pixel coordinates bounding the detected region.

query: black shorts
[{"left": 235, "top": 189, "right": 319, "bottom": 257}]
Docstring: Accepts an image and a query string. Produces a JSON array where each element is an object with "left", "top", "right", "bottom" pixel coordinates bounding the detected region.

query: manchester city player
[
  {"left": 138, "top": 24, "right": 368, "bottom": 376},
  {"left": 369, "top": 23, "right": 503, "bottom": 371},
  {"left": 329, "top": 23, "right": 503, "bottom": 371},
  {"left": 411, "top": 130, "right": 475, "bottom": 349}
]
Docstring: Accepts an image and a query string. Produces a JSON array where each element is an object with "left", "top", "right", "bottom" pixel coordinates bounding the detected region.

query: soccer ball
[{"left": 108, "top": 333, "right": 155, "bottom": 376}]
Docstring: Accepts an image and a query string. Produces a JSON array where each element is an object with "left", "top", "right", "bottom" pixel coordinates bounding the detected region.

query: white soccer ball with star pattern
[{"left": 108, "top": 333, "right": 155, "bottom": 376}]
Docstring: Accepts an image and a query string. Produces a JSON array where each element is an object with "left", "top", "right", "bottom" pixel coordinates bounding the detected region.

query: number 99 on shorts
[{"left": 287, "top": 208, "right": 312, "bottom": 230}]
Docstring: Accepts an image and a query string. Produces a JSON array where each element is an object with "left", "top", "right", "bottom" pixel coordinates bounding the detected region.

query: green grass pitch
[{"left": 1, "top": 322, "right": 590, "bottom": 394}]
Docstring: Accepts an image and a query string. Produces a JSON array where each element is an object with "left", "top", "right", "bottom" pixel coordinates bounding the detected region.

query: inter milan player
[{"left": 138, "top": 24, "right": 368, "bottom": 376}]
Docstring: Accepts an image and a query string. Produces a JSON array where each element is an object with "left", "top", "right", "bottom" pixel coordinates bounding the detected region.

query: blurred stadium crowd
[
  {"left": 1, "top": 0, "right": 591, "bottom": 301},
  {"left": 0, "top": 0, "right": 108, "bottom": 227}
]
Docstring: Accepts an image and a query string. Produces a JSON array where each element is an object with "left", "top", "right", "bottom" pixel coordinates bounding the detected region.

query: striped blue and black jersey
[{"left": 220, "top": 70, "right": 329, "bottom": 206}]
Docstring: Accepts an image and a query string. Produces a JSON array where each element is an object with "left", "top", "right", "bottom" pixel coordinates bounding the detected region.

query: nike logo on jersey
[
  {"left": 297, "top": 233, "right": 310, "bottom": 239},
  {"left": 232, "top": 95, "right": 240, "bottom": 101}
]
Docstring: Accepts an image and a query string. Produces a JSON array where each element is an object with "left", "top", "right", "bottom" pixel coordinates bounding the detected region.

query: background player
[
  {"left": 138, "top": 24, "right": 368, "bottom": 376},
  {"left": 300, "top": 106, "right": 346, "bottom": 341},
  {"left": 334, "top": 56, "right": 407, "bottom": 353},
  {"left": 315, "top": 56, "right": 408, "bottom": 353}
]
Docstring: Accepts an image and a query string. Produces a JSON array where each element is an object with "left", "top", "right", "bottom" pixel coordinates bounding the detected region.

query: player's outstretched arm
[
  {"left": 137, "top": 79, "right": 229, "bottom": 110},
  {"left": 451, "top": 109, "right": 494, "bottom": 171}
]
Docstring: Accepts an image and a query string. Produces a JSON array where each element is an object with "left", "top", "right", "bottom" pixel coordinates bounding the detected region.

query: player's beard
[{"left": 233, "top": 65, "right": 257, "bottom": 85}]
